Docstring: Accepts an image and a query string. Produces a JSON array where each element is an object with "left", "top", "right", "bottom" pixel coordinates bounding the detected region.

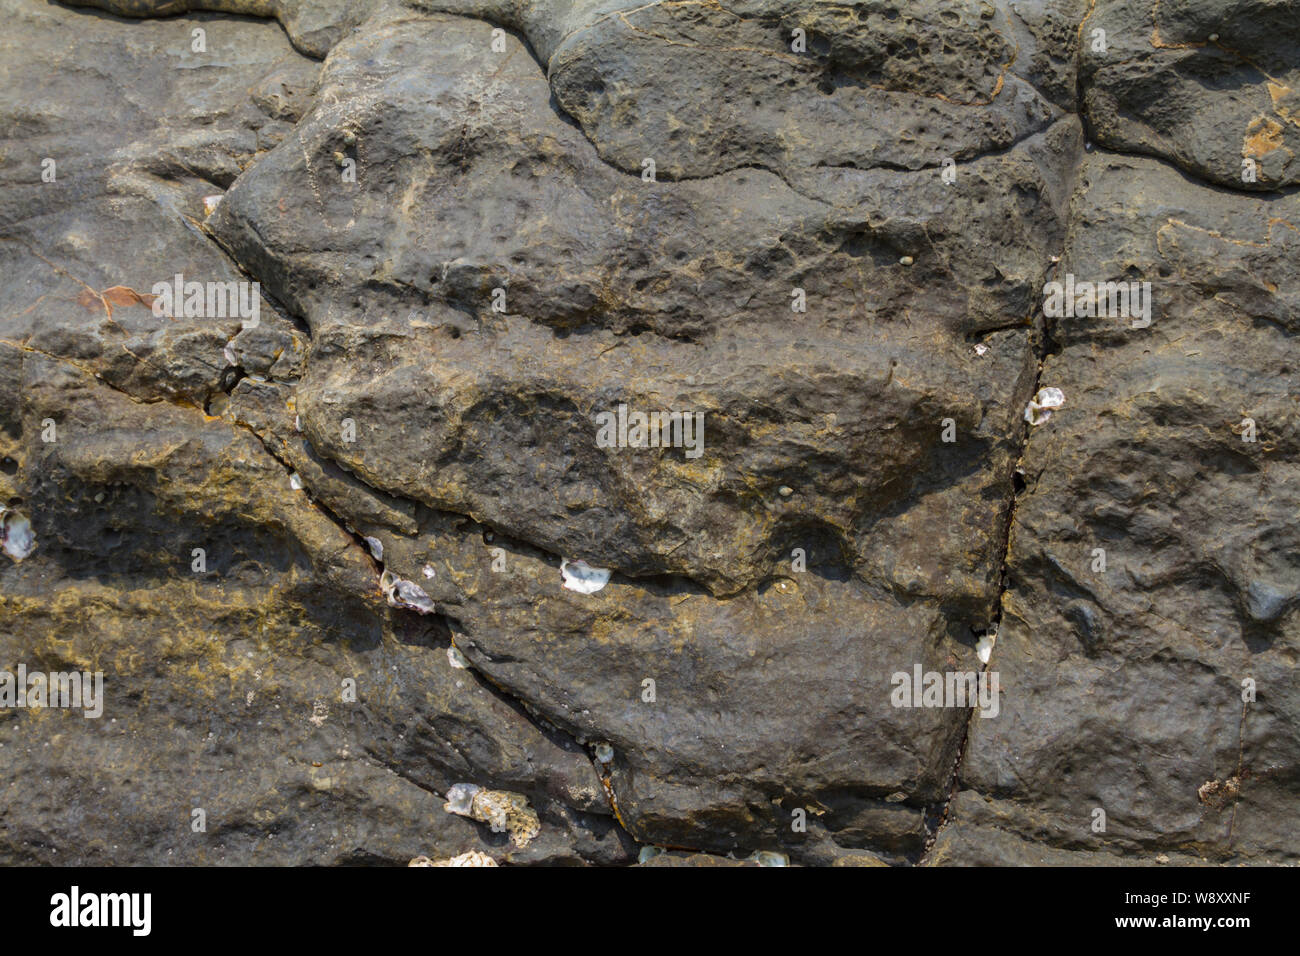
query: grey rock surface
[
  {"left": 1082, "top": 0, "right": 1300, "bottom": 189},
  {"left": 0, "top": 0, "right": 1295, "bottom": 865}
]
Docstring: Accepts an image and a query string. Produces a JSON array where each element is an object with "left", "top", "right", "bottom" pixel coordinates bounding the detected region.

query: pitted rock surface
[{"left": 1, "top": 0, "right": 1296, "bottom": 864}]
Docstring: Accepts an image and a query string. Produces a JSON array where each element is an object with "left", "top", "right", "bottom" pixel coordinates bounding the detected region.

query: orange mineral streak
[
  {"left": 1243, "top": 116, "right": 1285, "bottom": 158},
  {"left": 77, "top": 285, "right": 158, "bottom": 316}
]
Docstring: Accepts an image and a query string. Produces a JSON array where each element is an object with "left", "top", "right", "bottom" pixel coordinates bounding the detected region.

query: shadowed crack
[{"left": 919, "top": 275, "right": 1055, "bottom": 865}]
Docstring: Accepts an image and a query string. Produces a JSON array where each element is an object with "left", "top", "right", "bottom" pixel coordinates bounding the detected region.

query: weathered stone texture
[{"left": 1, "top": 0, "right": 1295, "bottom": 864}]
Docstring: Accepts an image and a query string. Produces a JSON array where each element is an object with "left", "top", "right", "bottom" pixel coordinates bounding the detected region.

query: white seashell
[
  {"left": 0, "top": 508, "right": 36, "bottom": 562},
  {"left": 203, "top": 194, "right": 223, "bottom": 217},
  {"left": 394, "top": 580, "right": 434, "bottom": 613},
  {"left": 380, "top": 570, "right": 436, "bottom": 614},
  {"left": 447, "top": 645, "right": 470, "bottom": 669},
  {"left": 1024, "top": 386, "right": 1065, "bottom": 426},
  {"left": 364, "top": 536, "right": 383, "bottom": 561},
  {"left": 422, "top": 564, "right": 436, "bottom": 579},
  {"left": 1036, "top": 387, "right": 1065, "bottom": 409},
  {"left": 748, "top": 850, "right": 789, "bottom": 867},
  {"left": 289, "top": 472, "right": 304, "bottom": 490},
  {"left": 560, "top": 558, "right": 610, "bottom": 594},
  {"left": 976, "top": 631, "right": 997, "bottom": 665},
  {"left": 443, "top": 783, "right": 481, "bottom": 816},
  {"left": 593, "top": 742, "right": 614, "bottom": 764}
]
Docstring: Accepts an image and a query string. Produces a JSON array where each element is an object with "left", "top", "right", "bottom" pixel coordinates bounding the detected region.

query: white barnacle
[
  {"left": 289, "top": 472, "right": 304, "bottom": 490},
  {"left": 1024, "top": 386, "right": 1065, "bottom": 426},
  {"left": 748, "top": 850, "right": 789, "bottom": 867},
  {"left": 593, "top": 741, "right": 614, "bottom": 764},
  {"left": 203, "top": 194, "right": 223, "bottom": 217},
  {"left": 364, "top": 536, "right": 383, "bottom": 561},
  {"left": 0, "top": 507, "right": 36, "bottom": 562},
  {"left": 446, "top": 645, "right": 470, "bottom": 669},
  {"left": 560, "top": 558, "right": 610, "bottom": 594},
  {"left": 976, "top": 630, "right": 997, "bottom": 665}
]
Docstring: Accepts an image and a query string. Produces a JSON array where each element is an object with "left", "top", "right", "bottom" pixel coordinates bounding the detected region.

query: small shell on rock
[
  {"left": 443, "top": 783, "right": 540, "bottom": 848},
  {"left": 289, "top": 472, "right": 304, "bottom": 490},
  {"left": 637, "top": 846, "right": 664, "bottom": 863},
  {"left": 443, "top": 783, "right": 481, "bottom": 816},
  {"left": 422, "top": 564, "right": 436, "bottom": 579},
  {"left": 409, "top": 850, "right": 497, "bottom": 867},
  {"left": 364, "top": 536, "right": 383, "bottom": 561},
  {"left": 447, "top": 645, "right": 470, "bottom": 670},
  {"left": 976, "top": 630, "right": 997, "bottom": 664},
  {"left": 593, "top": 742, "right": 614, "bottom": 764},
  {"left": 899, "top": 255, "right": 914, "bottom": 266},
  {"left": 380, "top": 569, "right": 436, "bottom": 614},
  {"left": 0, "top": 507, "right": 36, "bottom": 562},
  {"left": 560, "top": 558, "right": 610, "bottom": 594},
  {"left": 748, "top": 850, "right": 790, "bottom": 867},
  {"left": 1024, "top": 387, "right": 1065, "bottom": 426},
  {"left": 203, "top": 194, "right": 223, "bottom": 217}
]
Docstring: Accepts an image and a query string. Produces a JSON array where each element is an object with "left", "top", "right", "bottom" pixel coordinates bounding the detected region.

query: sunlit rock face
[{"left": 1, "top": 0, "right": 1296, "bottom": 865}]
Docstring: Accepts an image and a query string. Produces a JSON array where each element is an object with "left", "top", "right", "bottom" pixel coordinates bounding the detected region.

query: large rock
[
  {"left": 1, "top": 0, "right": 1296, "bottom": 865},
  {"left": 1081, "top": 0, "right": 1300, "bottom": 189},
  {"left": 202, "top": 4, "right": 1077, "bottom": 858},
  {"left": 943, "top": 150, "right": 1300, "bottom": 864}
]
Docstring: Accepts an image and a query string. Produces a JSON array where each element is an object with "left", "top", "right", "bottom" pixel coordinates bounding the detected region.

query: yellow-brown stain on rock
[{"left": 1243, "top": 116, "right": 1285, "bottom": 158}]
